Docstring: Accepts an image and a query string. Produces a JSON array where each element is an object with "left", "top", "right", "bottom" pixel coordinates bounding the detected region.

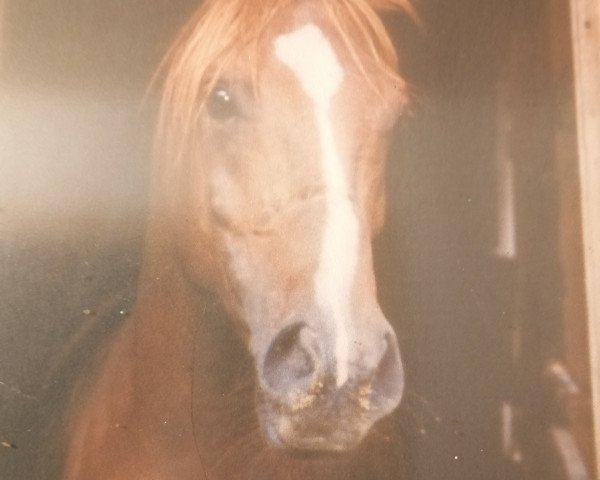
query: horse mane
[{"left": 155, "top": 0, "right": 414, "bottom": 165}]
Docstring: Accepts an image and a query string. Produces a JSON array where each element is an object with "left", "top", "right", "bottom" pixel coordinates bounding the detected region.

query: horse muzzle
[{"left": 254, "top": 316, "right": 404, "bottom": 453}]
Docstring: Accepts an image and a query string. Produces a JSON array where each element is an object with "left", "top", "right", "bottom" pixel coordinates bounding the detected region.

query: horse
[{"left": 65, "top": 1, "right": 414, "bottom": 478}]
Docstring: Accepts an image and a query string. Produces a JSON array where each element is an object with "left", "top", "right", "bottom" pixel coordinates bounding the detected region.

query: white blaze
[{"left": 275, "top": 24, "right": 359, "bottom": 387}]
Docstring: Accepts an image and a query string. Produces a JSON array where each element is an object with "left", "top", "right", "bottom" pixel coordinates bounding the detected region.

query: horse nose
[
  {"left": 257, "top": 317, "right": 404, "bottom": 452},
  {"left": 366, "top": 330, "right": 404, "bottom": 415},
  {"left": 260, "top": 320, "right": 404, "bottom": 410},
  {"left": 262, "top": 322, "right": 320, "bottom": 397}
]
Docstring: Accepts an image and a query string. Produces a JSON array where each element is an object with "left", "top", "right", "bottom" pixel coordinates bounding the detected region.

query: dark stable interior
[{"left": 0, "top": 1, "right": 592, "bottom": 479}]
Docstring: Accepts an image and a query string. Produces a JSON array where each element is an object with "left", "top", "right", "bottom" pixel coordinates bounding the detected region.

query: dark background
[{"left": 0, "top": 1, "right": 584, "bottom": 479}]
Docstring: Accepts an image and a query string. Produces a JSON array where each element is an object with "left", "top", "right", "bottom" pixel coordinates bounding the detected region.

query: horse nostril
[
  {"left": 262, "top": 323, "right": 320, "bottom": 396},
  {"left": 368, "top": 332, "right": 404, "bottom": 413}
]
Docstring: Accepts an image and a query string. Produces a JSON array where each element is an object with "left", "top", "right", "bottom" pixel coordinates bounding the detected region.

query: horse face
[{"left": 179, "top": 21, "right": 404, "bottom": 453}]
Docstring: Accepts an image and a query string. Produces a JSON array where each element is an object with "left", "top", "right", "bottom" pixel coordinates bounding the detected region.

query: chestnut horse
[{"left": 65, "top": 0, "right": 413, "bottom": 478}]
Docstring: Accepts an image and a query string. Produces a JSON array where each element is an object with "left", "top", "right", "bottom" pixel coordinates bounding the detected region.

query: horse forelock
[{"left": 154, "top": 0, "right": 414, "bottom": 168}]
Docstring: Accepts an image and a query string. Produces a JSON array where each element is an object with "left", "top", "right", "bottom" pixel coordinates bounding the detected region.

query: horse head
[{"left": 154, "top": 0, "right": 411, "bottom": 454}]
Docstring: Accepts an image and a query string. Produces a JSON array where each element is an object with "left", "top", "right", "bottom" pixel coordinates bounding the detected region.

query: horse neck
[
  {"left": 130, "top": 232, "right": 206, "bottom": 409},
  {"left": 130, "top": 208, "right": 251, "bottom": 418}
]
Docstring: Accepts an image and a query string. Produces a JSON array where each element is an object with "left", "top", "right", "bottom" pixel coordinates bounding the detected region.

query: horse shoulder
[
  {"left": 64, "top": 320, "right": 139, "bottom": 479},
  {"left": 64, "top": 317, "right": 205, "bottom": 479}
]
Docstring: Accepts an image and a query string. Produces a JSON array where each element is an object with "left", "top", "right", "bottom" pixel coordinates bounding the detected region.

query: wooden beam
[{"left": 569, "top": 0, "right": 600, "bottom": 476}]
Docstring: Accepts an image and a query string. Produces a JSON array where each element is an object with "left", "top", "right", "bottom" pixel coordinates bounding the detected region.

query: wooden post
[{"left": 569, "top": 0, "right": 600, "bottom": 475}]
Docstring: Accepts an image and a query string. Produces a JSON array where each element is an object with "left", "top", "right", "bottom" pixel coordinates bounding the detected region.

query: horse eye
[{"left": 207, "top": 85, "right": 239, "bottom": 120}]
